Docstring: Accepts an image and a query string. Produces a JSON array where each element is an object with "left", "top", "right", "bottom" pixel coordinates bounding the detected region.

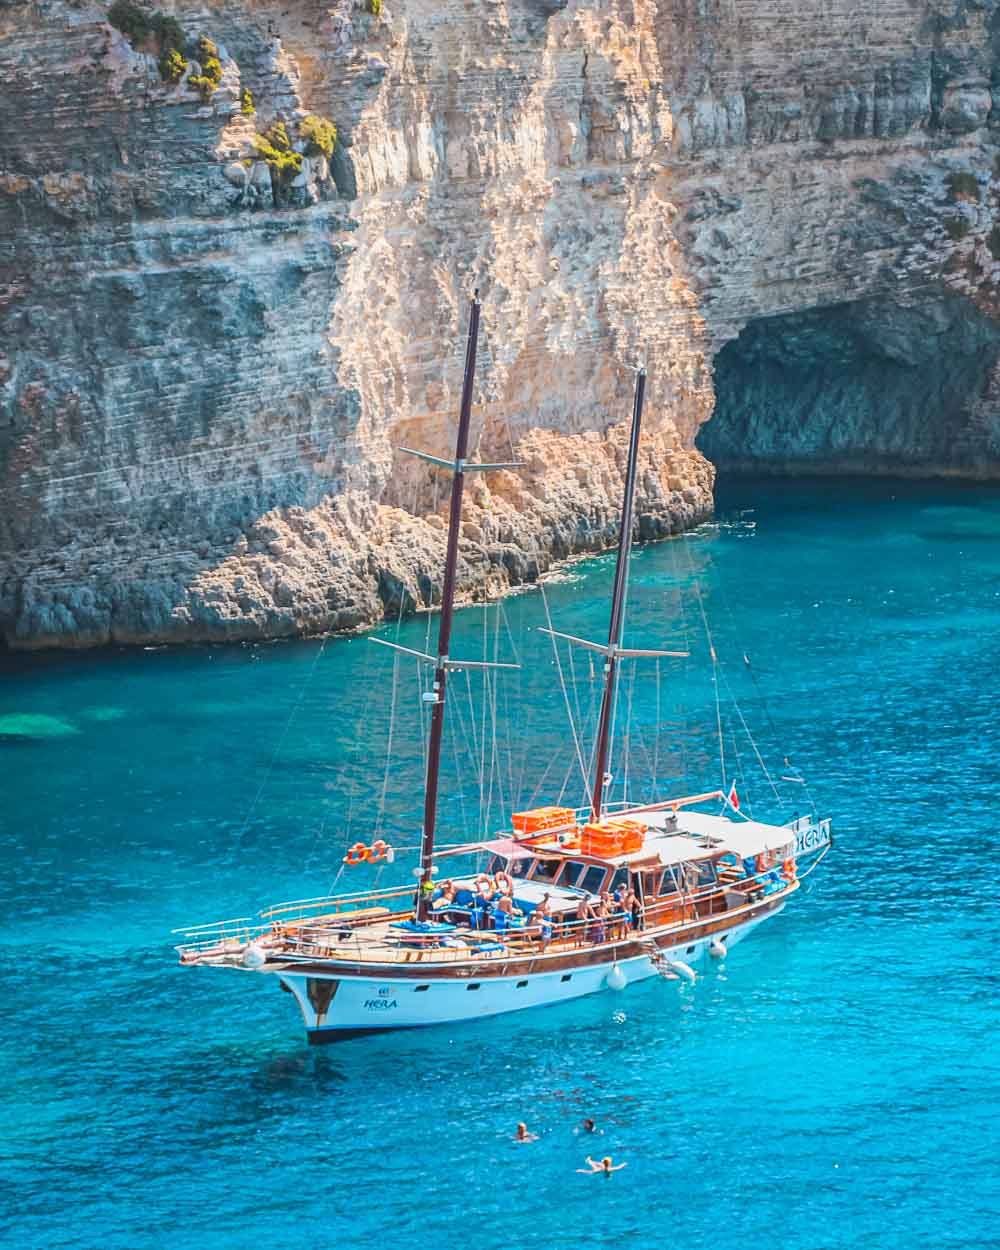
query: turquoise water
[{"left": 3, "top": 478, "right": 999, "bottom": 1250}]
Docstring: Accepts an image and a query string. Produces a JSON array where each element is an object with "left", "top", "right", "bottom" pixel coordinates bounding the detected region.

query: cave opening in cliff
[{"left": 697, "top": 295, "right": 1000, "bottom": 477}]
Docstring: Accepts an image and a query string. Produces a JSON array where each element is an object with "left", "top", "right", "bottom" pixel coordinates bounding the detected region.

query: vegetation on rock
[
  {"left": 160, "top": 47, "right": 187, "bottom": 84},
  {"left": 988, "top": 226, "right": 1000, "bottom": 261},
  {"left": 369, "top": 0, "right": 383, "bottom": 15},
  {"left": 251, "top": 122, "right": 303, "bottom": 192},
  {"left": 944, "top": 216, "right": 971, "bottom": 241},
  {"left": 947, "top": 171, "right": 980, "bottom": 202},
  {"left": 188, "top": 35, "right": 223, "bottom": 99},
  {"left": 241, "top": 87, "right": 256, "bottom": 116},
  {"left": 299, "top": 114, "right": 337, "bottom": 158},
  {"left": 107, "top": 3, "right": 189, "bottom": 84}
]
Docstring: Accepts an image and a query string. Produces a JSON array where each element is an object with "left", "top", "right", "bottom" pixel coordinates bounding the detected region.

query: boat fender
[
  {"left": 344, "top": 842, "right": 369, "bottom": 865},
  {"left": 664, "top": 959, "right": 697, "bottom": 983},
  {"left": 709, "top": 939, "right": 727, "bottom": 960},
  {"left": 494, "top": 870, "right": 513, "bottom": 896},
  {"left": 385, "top": 845, "right": 395, "bottom": 864},
  {"left": 783, "top": 858, "right": 796, "bottom": 879},
  {"left": 606, "top": 964, "right": 627, "bottom": 991},
  {"left": 242, "top": 942, "right": 267, "bottom": 969}
]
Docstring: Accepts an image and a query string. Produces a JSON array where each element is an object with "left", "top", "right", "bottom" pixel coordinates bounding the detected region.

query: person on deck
[
  {"left": 590, "top": 895, "right": 612, "bottom": 940},
  {"left": 624, "top": 886, "right": 642, "bottom": 931},
  {"left": 533, "top": 893, "right": 554, "bottom": 948},
  {"left": 493, "top": 893, "right": 523, "bottom": 933},
  {"left": 575, "top": 896, "right": 594, "bottom": 945},
  {"left": 431, "top": 880, "right": 457, "bottom": 911}
]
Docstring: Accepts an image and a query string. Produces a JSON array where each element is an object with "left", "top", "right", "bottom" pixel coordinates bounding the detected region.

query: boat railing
[
  {"left": 175, "top": 854, "right": 799, "bottom": 963},
  {"left": 259, "top": 884, "right": 414, "bottom": 922},
  {"left": 258, "top": 860, "right": 796, "bottom": 964}
]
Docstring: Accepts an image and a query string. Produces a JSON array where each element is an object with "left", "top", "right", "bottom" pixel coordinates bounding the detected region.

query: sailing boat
[{"left": 175, "top": 295, "right": 833, "bottom": 1042}]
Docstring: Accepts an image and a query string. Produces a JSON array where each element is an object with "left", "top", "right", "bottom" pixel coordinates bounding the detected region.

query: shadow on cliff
[{"left": 698, "top": 294, "right": 1000, "bottom": 478}]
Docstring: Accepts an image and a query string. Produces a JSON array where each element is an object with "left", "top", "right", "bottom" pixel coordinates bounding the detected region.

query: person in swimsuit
[
  {"left": 493, "top": 893, "right": 523, "bottom": 933},
  {"left": 533, "top": 893, "right": 554, "bottom": 948},
  {"left": 590, "top": 897, "right": 610, "bottom": 944},
  {"left": 624, "top": 886, "right": 643, "bottom": 930},
  {"left": 575, "top": 896, "right": 594, "bottom": 946},
  {"left": 515, "top": 1122, "right": 538, "bottom": 1143},
  {"left": 431, "top": 880, "right": 457, "bottom": 912},
  {"left": 577, "top": 1155, "right": 626, "bottom": 1175}
]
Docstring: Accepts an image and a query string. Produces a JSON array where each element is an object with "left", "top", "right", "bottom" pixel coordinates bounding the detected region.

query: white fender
[
  {"left": 709, "top": 939, "right": 727, "bottom": 960},
  {"left": 606, "top": 963, "right": 627, "bottom": 991},
  {"left": 242, "top": 942, "right": 267, "bottom": 969},
  {"left": 664, "top": 959, "right": 697, "bottom": 983}
]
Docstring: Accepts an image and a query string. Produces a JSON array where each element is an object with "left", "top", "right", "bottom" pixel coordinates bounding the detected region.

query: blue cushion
[{"left": 390, "top": 920, "right": 456, "bottom": 934}]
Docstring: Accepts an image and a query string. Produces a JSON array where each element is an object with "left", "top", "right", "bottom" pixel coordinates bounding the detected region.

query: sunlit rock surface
[{"left": 3, "top": 0, "right": 1000, "bottom": 648}]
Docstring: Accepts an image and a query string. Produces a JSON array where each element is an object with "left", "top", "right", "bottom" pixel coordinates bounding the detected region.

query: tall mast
[
  {"left": 589, "top": 368, "right": 646, "bottom": 821},
  {"left": 416, "top": 293, "right": 481, "bottom": 917}
]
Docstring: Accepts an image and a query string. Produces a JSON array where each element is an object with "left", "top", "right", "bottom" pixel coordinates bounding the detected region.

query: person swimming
[
  {"left": 577, "top": 1155, "right": 626, "bottom": 1176},
  {"left": 515, "top": 1122, "right": 538, "bottom": 1143}
]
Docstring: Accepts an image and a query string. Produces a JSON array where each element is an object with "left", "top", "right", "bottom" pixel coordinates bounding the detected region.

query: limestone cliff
[{"left": 3, "top": 0, "right": 1000, "bottom": 649}]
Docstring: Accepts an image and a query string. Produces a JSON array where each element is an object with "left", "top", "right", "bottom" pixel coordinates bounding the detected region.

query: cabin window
[
  {"left": 531, "top": 857, "right": 562, "bottom": 884},
  {"left": 641, "top": 870, "right": 661, "bottom": 898},
  {"left": 415, "top": 984, "right": 430, "bottom": 992},
  {"left": 661, "top": 866, "right": 681, "bottom": 894},
  {"left": 467, "top": 983, "right": 481, "bottom": 991},
  {"left": 696, "top": 862, "right": 717, "bottom": 887},
  {"left": 579, "top": 866, "right": 607, "bottom": 896},
  {"left": 516, "top": 980, "right": 528, "bottom": 988},
  {"left": 559, "top": 861, "right": 586, "bottom": 889},
  {"left": 609, "top": 867, "right": 630, "bottom": 894},
  {"left": 561, "top": 974, "right": 572, "bottom": 982}
]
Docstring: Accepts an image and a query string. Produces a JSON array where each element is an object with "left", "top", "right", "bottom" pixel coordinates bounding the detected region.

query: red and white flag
[{"left": 726, "top": 781, "right": 740, "bottom": 811}]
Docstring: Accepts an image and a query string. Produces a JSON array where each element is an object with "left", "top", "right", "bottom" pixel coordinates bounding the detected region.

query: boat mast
[
  {"left": 416, "top": 293, "right": 481, "bottom": 918},
  {"left": 589, "top": 368, "right": 646, "bottom": 822}
]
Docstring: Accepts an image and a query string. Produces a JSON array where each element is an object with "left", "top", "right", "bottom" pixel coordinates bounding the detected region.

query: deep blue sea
[{"left": 2, "top": 477, "right": 999, "bottom": 1250}]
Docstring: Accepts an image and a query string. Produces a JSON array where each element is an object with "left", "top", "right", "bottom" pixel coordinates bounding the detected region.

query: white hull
[{"left": 278, "top": 908, "right": 778, "bottom": 1041}]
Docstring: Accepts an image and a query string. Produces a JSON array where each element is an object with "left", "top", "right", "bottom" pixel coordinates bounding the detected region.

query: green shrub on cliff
[
  {"left": 944, "top": 216, "right": 971, "bottom": 241},
  {"left": 159, "top": 47, "right": 187, "bottom": 83},
  {"left": 252, "top": 122, "right": 303, "bottom": 191},
  {"left": 108, "top": 0, "right": 151, "bottom": 42},
  {"left": 188, "top": 34, "right": 223, "bottom": 99},
  {"left": 369, "top": 0, "right": 383, "bottom": 16},
  {"left": 299, "top": 114, "right": 337, "bottom": 158},
  {"left": 988, "top": 226, "right": 1000, "bottom": 261},
  {"left": 947, "top": 171, "right": 980, "bottom": 202},
  {"left": 241, "top": 88, "right": 256, "bottom": 116},
  {"left": 108, "top": 3, "right": 190, "bottom": 84}
]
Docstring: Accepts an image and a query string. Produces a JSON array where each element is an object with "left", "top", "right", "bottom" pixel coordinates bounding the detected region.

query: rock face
[{"left": 3, "top": 0, "right": 1000, "bottom": 648}]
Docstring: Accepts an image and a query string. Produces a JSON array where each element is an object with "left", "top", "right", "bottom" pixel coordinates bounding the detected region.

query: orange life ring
[
  {"left": 494, "top": 870, "right": 514, "bottom": 896},
  {"left": 783, "top": 858, "right": 797, "bottom": 879},
  {"left": 343, "top": 842, "right": 369, "bottom": 865},
  {"left": 368, "top": 839, "right": 389, "bottom": 863},
  {"left": 475, "top": 873, "right": 495, "bottom": 899}
]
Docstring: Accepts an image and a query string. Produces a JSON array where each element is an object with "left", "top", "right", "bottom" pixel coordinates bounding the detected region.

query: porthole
[
  {"left": 687, "top": 946, "right": 696, "bottom": 954},
  {"left": 516, "top": 980, "right": 528, "bottom": 988},
  {"left": 467, "top": 982, "right": 481, "bottom": 991},
  {"left": 561, "top": 974, "right": 572, "bottom": 982}
]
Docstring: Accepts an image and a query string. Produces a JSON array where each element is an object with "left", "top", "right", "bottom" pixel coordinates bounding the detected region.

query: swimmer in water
[
  {"left": 577, "top": 1155, "right": 627, "bottom": 1176},
  {"left": 582, "top": 1118, "right": 597, "bottom": 1133},
  {"left": 515, "top": 1122, "right": 538, "bottom": 1143}
]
